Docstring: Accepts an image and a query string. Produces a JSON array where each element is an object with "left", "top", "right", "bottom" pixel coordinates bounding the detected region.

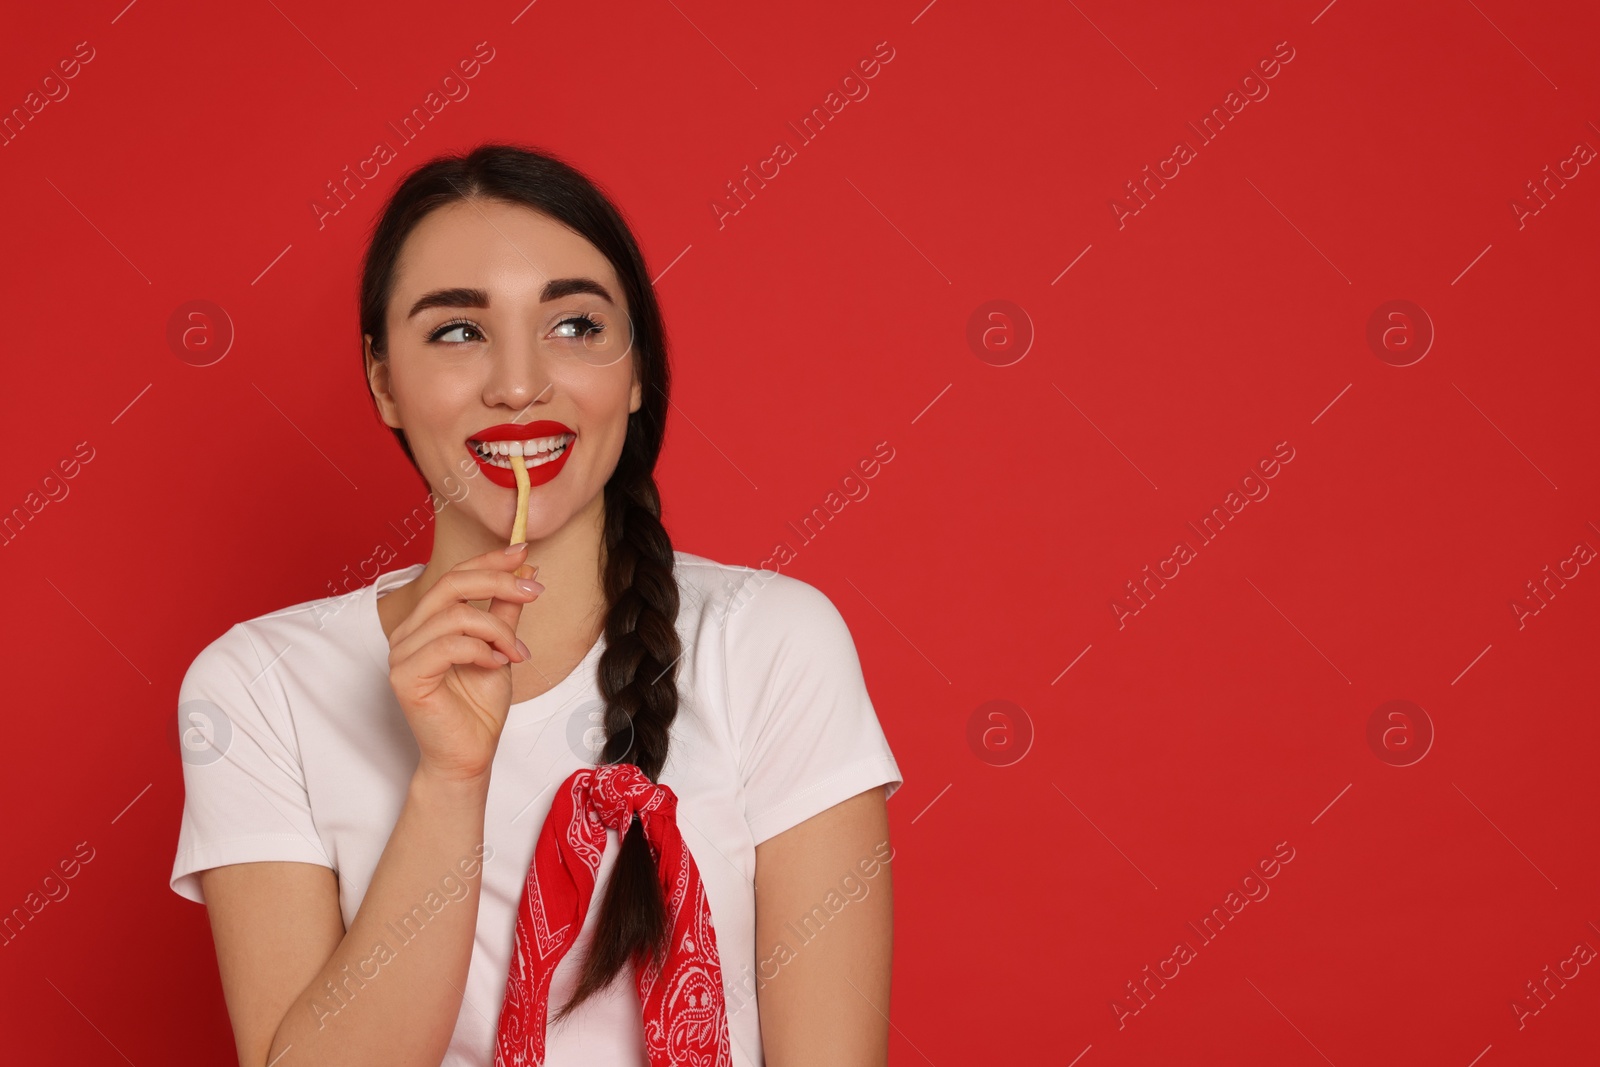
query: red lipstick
[{"left": 466, "top": 420, "right": 576, "bottom": 490}]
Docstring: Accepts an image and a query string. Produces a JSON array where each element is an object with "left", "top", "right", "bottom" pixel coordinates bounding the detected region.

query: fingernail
[
  {"left": 492, "top": 650, "right": 510, "bottom": 664},
  {"left": 515, "top": 638, "right": 531, "bottom": 659},
  {"left": 505, "top": 542, "right": 528, "bottom": 554},
  {"left": 516, "top": 578, "right": 544, "bottom": 595}
]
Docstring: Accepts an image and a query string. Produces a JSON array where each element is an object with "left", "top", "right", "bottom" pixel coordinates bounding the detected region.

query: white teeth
[
  {"left": 470, "top": 434, "right": 573, "bottom": 469},
  {"left": 473, "top": 433, "right": 573, "bottom": 457}
]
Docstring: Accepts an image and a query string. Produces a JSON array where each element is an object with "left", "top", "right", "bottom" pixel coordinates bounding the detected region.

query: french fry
[{"left": 509, "top": 453, "right": 530, "bottom": 545}]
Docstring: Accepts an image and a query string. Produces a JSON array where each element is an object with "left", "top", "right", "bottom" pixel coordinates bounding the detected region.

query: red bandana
[{"left": 493, "top": 762, "right": 733, "bottom": 1067}]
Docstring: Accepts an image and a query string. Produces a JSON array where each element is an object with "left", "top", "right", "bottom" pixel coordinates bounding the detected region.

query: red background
[{"left": 3, "top": 0, "right": 1598, "bottom": 1063}]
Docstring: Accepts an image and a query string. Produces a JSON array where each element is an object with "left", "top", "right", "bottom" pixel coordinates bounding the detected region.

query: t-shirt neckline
[{"left": 360, "top": 562, "right": 605, "bottom": 721}]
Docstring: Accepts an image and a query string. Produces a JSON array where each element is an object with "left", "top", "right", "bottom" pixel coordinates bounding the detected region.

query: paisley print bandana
[{"left": 494, "top": 762, "right": 733, "bottom": 1066}]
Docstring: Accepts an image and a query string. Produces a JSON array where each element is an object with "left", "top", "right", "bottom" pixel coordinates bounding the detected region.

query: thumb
[{"left": 487, "top": 562, "right": 538, "bottom": 637}]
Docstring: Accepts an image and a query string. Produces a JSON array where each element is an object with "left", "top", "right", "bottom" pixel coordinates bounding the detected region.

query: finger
[
  {"left": 393, "top": 633, "right": 508, "bottom": 690},
  {"left": 391, "top": 601, "right": 528, "bottom": 667},
  {"left": 391, "top": 601, "right": 525, "bottom": 666},
  {"left": 390, "top": 559, "right": 540, "bottom": 647},
  {"left": 487, "top": 562, "right": 539, "bottom": 635},
  {"left": 436, "top": 542, "right": 528, "bottom": 596}
]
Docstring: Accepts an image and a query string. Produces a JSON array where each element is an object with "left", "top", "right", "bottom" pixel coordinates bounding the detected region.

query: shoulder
[
  {"left": 670, "top": 550, "right": 859, "bottom": 669},
  {"left": 179, "top": 577, "right": 375, "bottom": 698},
  {"left": 672, "top": 551, "right": 848, "bottom": 637}
]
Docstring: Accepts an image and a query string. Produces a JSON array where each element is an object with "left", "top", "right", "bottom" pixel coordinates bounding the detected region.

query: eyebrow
[{"left": 405, "top": 277, "right": 616, "bottom": 319}]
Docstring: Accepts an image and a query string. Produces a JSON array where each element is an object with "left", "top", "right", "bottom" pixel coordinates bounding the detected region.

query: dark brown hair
[{"left": 358, "top": 142, "right": 682, "bottom": 1021}]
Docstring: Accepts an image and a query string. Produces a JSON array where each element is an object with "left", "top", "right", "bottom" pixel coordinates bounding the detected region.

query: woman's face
[{"left": 365, "top": 198, "right": 641, "bottom": 545}]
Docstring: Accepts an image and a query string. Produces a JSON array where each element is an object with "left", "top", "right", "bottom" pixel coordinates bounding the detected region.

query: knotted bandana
[{"left": 493, "top": 762, "right": 733, "bottom": 1066}]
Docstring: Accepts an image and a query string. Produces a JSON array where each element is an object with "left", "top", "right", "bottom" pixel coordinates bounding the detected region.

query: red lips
[
  {"left": 470, "top": 420, "right": 574, "bottom": 442},
  {"left": 466, "top": 420, "right": 576, "bottom": 490}
]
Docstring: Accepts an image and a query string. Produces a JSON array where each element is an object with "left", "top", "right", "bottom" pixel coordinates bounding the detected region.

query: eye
[
  {"left": 428, "top": 318, "right": 484, "bottom": 344},
  {"left": 551, "top": 313, "right": 605, "bottom": 341}
]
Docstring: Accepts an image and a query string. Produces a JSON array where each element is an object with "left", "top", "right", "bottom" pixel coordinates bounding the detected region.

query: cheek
[
  {"left": 552, "top": 362, "right": 637, "bottom": 428},
  {"left": 391, "top": 360, "right": 478, "bottom": 439}
]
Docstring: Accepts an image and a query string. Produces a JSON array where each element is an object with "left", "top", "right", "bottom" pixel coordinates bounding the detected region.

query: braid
[{"left": 550, "top": 461, "right": 682, "bottom": 1023}]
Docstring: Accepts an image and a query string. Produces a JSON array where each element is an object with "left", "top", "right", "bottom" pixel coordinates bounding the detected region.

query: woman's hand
[{"left": 385, "top": 543, "right": 543, "bottom": 782}]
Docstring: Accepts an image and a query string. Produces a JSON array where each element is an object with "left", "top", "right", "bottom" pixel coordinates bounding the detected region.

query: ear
[
  {"left": 365, "top": 335, "right": 403, "bottom": 429},
  {"left": 629, "top": 365, "right": 642, "bottom": 415}
]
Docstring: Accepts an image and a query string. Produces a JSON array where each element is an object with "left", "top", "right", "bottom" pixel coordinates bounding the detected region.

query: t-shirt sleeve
[
  {"left": 722, "top": 570, "right": 904, "bottom": 846},
  {"left": 169, "top": 623, "right": 334, "bottom": 904}
]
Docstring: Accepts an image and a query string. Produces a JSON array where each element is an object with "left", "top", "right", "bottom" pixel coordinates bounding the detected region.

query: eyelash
[
  {"left": 426, "top": 314, "right": 605, "bottom": 344},
  {"left": 427, "top": 317, "right": 483, "bottom": 344},
  {"left": 556, "top": 313, "right": 605, "bottom": 340}
]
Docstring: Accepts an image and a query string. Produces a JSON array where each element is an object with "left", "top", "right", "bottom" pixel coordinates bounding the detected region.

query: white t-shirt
[{"left": 169, "top": 551, "right": 903, "bottom": 1066}]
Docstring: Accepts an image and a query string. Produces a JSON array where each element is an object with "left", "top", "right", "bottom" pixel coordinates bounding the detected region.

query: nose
[{"left": 481, "top": 332, "right": 554, "bottom": 414}]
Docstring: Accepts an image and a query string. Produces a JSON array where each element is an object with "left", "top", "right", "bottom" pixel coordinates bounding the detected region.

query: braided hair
[{"left": 358, "top": 142, "right": 683, "bottom": 1019}]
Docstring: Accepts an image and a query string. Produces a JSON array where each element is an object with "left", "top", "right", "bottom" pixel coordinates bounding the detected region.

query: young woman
[{"left": 169, "top": 143, "right": 903, "bottom": 1067}]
